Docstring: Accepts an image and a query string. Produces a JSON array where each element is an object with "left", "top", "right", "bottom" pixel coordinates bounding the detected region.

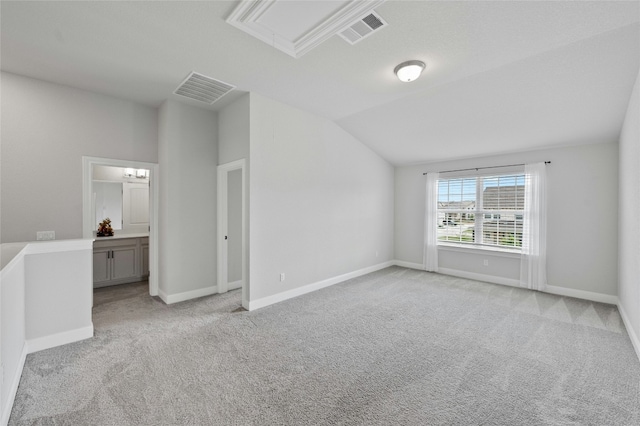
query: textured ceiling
[{"left": 1, "top": 1, "right": 639, "bottom": 165}]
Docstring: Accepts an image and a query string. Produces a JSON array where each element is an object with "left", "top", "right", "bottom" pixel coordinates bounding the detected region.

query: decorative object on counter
[{"left": 97, "top": 218, "right": 114, "bottom": 237}]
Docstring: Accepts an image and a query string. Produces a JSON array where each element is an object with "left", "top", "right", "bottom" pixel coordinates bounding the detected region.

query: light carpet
[{"left": 9, "top": 267, "right": 640, "bottom": 425}]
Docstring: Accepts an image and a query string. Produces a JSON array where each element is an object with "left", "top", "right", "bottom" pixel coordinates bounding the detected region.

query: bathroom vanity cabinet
[{"left": 93, "top": 235, "right": 149, "bottom": 288}]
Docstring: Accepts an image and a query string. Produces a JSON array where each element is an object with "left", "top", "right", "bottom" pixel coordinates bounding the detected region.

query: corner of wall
[{"left": 617, "top": 67, "right": 640, "bottom": 363}]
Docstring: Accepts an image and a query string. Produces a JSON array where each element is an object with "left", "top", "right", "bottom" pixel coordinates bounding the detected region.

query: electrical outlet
[
  {"left": 280, "top": 273, "right": 285, "bottom": 282},
  {"left": 36, "top": 231, "right": 55, "bottom": 241},
  {"left": 483, "top": 259, "right": 489, "bottom": 267}
]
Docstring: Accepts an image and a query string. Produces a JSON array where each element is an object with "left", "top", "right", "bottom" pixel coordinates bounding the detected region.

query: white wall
[
  {"left": 395, "top": 142, "right": 619, "bottom": 298},
  {"left": 248, "top": 93, "right": 394, "bottom": 305},
  {"left": 158, "top": 100, "right": 218, "bottom": 302},
  {"left": 618, "top": 69, "right": 640, "bottom": 357},
  {"left": 0, "top": 72, "right": 158, "bottom": 243},
  {"left": 218, "top": 93, "right": 250, "bottom": 165},
  {"left": 23, "top": 242, "right": 94, "bottom": 353}
]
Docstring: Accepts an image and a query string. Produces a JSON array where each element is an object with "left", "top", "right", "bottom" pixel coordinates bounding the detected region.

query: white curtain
[
  {"left": 520, "top": 162, "right": 547, "bottom": 290},
  {"left": 423, "top": 172, "right": 439, "bottom": 272}
]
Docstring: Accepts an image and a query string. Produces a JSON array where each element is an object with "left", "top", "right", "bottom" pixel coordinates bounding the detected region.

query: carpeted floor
[{"left": 9, "top": 267, "right": 640, "bottom": 425}]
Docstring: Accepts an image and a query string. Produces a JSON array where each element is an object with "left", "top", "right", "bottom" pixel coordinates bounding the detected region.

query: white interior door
[
  {"left": 227, "top": 169, "right": 243, "bottom": 289},
  {"left": 122, "top": 182, "right": 150, "bottom": 233},
  {"left": 217, "top": 159, "right": 247, "bottom": 308}
]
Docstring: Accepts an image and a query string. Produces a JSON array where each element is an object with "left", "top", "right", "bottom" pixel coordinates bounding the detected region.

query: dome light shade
[{"left": 394, "top": 60, "right": 426, "bottom": 82}]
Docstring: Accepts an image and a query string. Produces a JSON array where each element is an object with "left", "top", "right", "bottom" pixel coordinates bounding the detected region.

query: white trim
[
  {"left": 158, "top": 289, "right": 169, "bottom": 304},
  {"left": 438, "top": 267, "right": 521, "bottom": 288},
  {"left": 228, "top": 280, "right": 243, "bottom": 291},
  {"left": 82, "top": 156, "right": 160, "bottom": 297},
  {"left": 435, "top": 267, "right": 618, "bottom": 304},
  {"left": 544, "top": 285, "right": 618, "bottom": 305},
  {"left": 160, "top": 285, "right": 218, "bottom": 305},
  {"left": 25, "top": 325, "right": 94, "bottom": 354},
  {"left": 618, "top": 301, "right": 640, "bottom": 363},
  {"left": 1, "top": 343, "right": 27, "bottom": 426},
  {"left": 393, "top": 260, "right": 424, "bottom": 270},
  {"left": 436, "top": 266, "right": 617, "bottom": 305},
  {"left": 248, "top": 261, "right": 394, "bottom": 311}
]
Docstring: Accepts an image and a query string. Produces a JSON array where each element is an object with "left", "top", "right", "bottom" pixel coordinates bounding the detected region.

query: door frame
[
  {"left": 217, "top": 159, "right": 247, "bottom": 309},
  {"left": 82, "top": 156, "right": 160, "bottom": 296}
]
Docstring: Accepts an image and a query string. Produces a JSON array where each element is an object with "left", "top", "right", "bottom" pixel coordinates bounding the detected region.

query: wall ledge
[{"left": 24, "top": 239, "right": 93, "bottom": 255}]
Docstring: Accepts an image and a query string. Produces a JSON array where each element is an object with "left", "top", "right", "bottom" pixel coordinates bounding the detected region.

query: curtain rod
[{"left": 422, "top": 161, "right": 551, "bottom": 176}]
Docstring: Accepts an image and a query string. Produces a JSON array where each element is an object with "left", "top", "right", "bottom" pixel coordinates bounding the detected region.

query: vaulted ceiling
[{"left": 2, "top": 1, "right": 639, "bottom": 165}]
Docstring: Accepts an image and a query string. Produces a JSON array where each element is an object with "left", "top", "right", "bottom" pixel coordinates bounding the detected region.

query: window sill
[{"left": 438, "top": 243, "right": 521, "bottom": 259}]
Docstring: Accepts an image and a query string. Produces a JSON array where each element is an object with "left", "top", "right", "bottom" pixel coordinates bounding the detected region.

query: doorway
[
  {"left": 82, "top": 156, "right": 159, "bottom": 296},
  {"left": 217, "top": 159, "right": 247, "bottom": 309}
]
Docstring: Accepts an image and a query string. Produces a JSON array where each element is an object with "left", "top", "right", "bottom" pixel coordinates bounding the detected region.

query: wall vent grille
[
  {"left": 174, "top": 72, "right": 235, "bottom": 105},
  {"left": 339, "top": 11, "right": 387, "bottom": 45}
]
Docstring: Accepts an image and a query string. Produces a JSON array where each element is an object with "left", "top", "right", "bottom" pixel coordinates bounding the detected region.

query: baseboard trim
[
  {"left": 1, "top": 342, "right": 27, "bottom": 426},
  {"left": 93, "top": 275, "right": 147, "bottom": 289},
  {"left": 544, "top": 285, "right": 618, "bottom": 305},
  {"left": 160, "top": 285, "right": 218, "bottom": 305},
  {"left": 438, "top": 267, "right": 521, "bottom": 288},
  {"left": 26, "top": 325, "right": 94, "bottom": 354},
  {"left": 248, "top": 261, "right": 394, "bottom": 311},
  {"left": 227, "top": 280, "right": 243, "bottom": 291},
  {"left": 616, "top": 302, "right": 640, "bottom": 363},
  {"left": 432, "top": 267, "right": 617, "bottom": 305},
  {"left": 393, "top": 260, "right": 424, "bottom": 270}
]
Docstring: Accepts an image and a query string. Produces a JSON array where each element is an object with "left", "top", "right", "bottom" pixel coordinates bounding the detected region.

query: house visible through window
[{"left": 437, "top": 173, "right": 525, "bottom": 249}]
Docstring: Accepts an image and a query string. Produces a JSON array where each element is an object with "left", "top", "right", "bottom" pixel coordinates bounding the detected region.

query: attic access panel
[{"left": 226, "top": 0, "right": 386, "bottom": 58}]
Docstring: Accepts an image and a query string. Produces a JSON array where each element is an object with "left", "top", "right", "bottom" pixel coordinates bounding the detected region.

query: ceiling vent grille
[
  {"left": 339, "top": 11, "right": 387, "bottom": 45},
  {"left": 174, "top": 72, "right": 235, "bottom": 105}
]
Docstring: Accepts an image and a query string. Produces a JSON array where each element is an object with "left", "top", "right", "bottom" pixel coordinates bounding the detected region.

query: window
[{"left": 437, "top": 173, "right": 525, "bottom": 250}]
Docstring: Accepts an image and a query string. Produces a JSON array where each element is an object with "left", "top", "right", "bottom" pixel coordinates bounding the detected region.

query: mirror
[
  {"left": 92, "top": 165, "right": 150, "bottom": 233},
  {"left": 94, "top": 181, "right": 123, "bottom": 230}
]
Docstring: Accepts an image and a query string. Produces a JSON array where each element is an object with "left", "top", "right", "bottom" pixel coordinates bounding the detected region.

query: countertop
[{"left": 93, "top": 233, "right": 149, "bottom": 241}]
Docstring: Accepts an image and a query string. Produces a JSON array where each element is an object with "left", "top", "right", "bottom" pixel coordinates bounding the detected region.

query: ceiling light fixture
[{"left": 394, "top": 60, "right": 426, "bottom": 82}]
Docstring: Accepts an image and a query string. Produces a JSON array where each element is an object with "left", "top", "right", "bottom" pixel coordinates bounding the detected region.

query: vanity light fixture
[
  {"left": 124, "top": 168, "right": 149, "bottom": 179},
  {"left": 394, "top": 60, "right": 426, "bottom": 82}
]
